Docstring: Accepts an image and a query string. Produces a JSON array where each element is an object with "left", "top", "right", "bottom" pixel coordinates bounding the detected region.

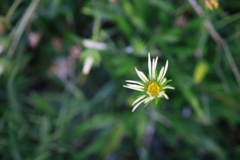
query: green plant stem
[
  {"left": 92, "top": 16, "right": 101, "bottom": 42},
  {"left": 216, "top": 12, "right": 240, "bottom": 29},
  {"left": 7, "top": 61, "right": 20, "bottom": 112},
  {"left": 7, "top": 0, "right": 42, "bottom": 58},
  {"left": 6, "top": 0, "right": 22, "bottom": 21}
]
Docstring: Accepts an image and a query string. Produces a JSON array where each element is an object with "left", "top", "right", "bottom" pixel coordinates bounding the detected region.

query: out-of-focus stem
[
  {"left": 6, "top": 0, "right": 22, "bottom": 20},
  {"left": 7, "top": 0, "right": 42, "bottom": 58},
  {"left": 92, "top": 16, "right": 101, "bottom": 42}
]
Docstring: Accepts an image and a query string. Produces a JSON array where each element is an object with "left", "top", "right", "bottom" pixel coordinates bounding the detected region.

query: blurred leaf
[
  {"left": 149, "top": 0, "right": 173, "bottom": 12},
  {"left": 167, "top": 57, "right": 204, "bottom": 118},
  {"left": 7, "top": 58, "right": 20, "bottom": 112},
  {"left": 103, "top": 55, "right": 137, "bottom": 79},
  {"left": 101, "top": 123, "right": 124, "bottom": 157},
  {"left": 193, "top": 60, "right": 209, "bottom": 84},
  {"left": 114, "top": 16, "right": 133, "bottom": 38},
  {"left": 8, "top": 122, "right": 22, "bottom": 160},
  {"left": 72, "top": 114, "right": 116, "bottom": 138},
  {"left": 135, "top": 112, "right": 147, "bottom": 146},
  {"left": 36, "top": 116, "right": 51, "bottom": 155},
  {"left": 7, "top": 0, "right": 42, "bottom": 57},
  {"left": 191, "top": 135, "right": 226, "bottom": 160},
  {"left": 31, "top": 93, "right": 56, "bottom": 117},
  {"left": 73, "top": 126, "right": 115, "bottom": 159},
  {"left": 81, "top": 7, "right": 113, "bottom": 20},
  {"left": 216, "top": 12, "right": 240, "bottom": 29},
  {"left": 34, "top": 152, "right": 50, "bottom": 160}
]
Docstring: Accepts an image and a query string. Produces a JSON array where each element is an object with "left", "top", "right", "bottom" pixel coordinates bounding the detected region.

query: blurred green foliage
[{"left": 0, "top": 0, "right": 240, "bottom": 159}]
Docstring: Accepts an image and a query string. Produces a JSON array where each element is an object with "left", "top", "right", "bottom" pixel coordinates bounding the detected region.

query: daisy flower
[{"left": 123, "top": 53, "right": 174, "bottom": 112}]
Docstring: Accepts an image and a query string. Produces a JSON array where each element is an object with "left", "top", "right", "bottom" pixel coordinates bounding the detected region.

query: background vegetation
[{"left": 0, "top": 0, "right": 240, "bottom": 159}]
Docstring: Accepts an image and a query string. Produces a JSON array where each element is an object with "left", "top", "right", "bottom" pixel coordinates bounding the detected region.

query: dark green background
[{"left": 0, "top": 0, "right": 240, "bottom": 159}]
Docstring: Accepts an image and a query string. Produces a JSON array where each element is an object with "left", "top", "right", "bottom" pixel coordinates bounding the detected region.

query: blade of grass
[
  {"left": 7, "top": 0, "right": 42, "bottom": 58},
  {"left": 6, "top": 0, "right": 22, "bottom": 21},
  {"left": 8, "top": 125, "right": 22, "bottom": 160}
]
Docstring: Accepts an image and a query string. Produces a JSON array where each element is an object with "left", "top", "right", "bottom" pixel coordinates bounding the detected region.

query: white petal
[
  {"left": 146, "top": 91, "right": 152, "bottom": 97},
  {"left": 162, "top": 92, "right": 169, "bottom": 99},
  {"left": 158, "top": 91, "right": 164, "bottom": 98},
  {"left": 143, "top": 96, "right": 154, "bottom": 104},
  {"left": 123, "top": 85, "right": 145, "bottom": 92},
  {"left": 152, "top": 59, "right": 154, "bottom": 79},
  {"left": 160, "top": 60, "right": 168, "bottom": 82},
  {"left": 157, "top": 66, "right": 164, "bottom": 81},
  {"left": 132, "top": 95, "right": 146, "bottom": 106},
  {"left": 152, "top": 57, "right": 158, "bottom": 80},
  {"left": 132, "top": 97, "right": 147, "bottom": 112},
  {"left": 148, "top": 53, "right": 152, "bottom": 79},
  {"left": 160, "top": 78, "right": 167, "bottom": 85},
  {"left": 126, "top": 80, "right": 145, "bottom": 86},
  {"left": 154, "top": 57, "right": 158, "bottom": 70},
  {"left": 125, "top": 84, "right": 145, "bottom": 89},
  {"left": 135, "top": 68, "right": 149, "bottom": 83},
  {"left": 163, "top": 86, "right": 175, "bottom": 90}
]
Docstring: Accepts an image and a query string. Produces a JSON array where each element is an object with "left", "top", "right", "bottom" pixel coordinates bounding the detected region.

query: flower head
[
  {"left": 205, "top": 0, "right": 219, "bottom": 10},
  {"left": 124, "top": 53, "right": 174, "bottom": 112}
]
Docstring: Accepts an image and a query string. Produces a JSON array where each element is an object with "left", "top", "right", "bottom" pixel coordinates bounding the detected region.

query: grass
[{"left": 0, "top": 0, "right": 240, "bottom": 159}]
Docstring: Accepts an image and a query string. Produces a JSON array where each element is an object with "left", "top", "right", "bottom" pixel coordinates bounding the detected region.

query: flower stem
[{"left": 92, "top": 15, "right": 101, "bottom": 42}]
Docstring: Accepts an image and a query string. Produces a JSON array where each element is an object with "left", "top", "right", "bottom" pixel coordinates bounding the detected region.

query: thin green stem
[
  {"left": 92, "top": 16, "right": 101, "bottom": 42},
  {"left": 7, "top": 0, "right": 42, "bottom": 58},
  {"left": 6, "top": 0, "right": 22, "bottom": 21},
  {"left": 216, "top": 12, "right": 240, "bottom": 29}
]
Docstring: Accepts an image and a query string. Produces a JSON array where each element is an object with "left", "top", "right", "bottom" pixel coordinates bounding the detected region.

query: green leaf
[
  {"left": 167, "top": 57, "right": 204, "bottom": 118},
  {"left": 149, "top": 0, "right": 173, "bottom": 12},
  {"left": 193, "top": 60, "right": 209, "bottom": 84},
  {"left": 31, "top": 93, "right": 56, "bottom": 117},
  {"left": 101, "top": 123, "right": 124, "bottom": 157}
]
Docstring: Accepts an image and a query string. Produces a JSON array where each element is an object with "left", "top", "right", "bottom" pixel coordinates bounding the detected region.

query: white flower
[{"left": 123, "top": 53, "right": 174, "bottom": 112}]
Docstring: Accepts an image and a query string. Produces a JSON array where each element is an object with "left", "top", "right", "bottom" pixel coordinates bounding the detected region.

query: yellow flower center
[{"left": 146, "top": 81, "right": 161, "bottom": 97}]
